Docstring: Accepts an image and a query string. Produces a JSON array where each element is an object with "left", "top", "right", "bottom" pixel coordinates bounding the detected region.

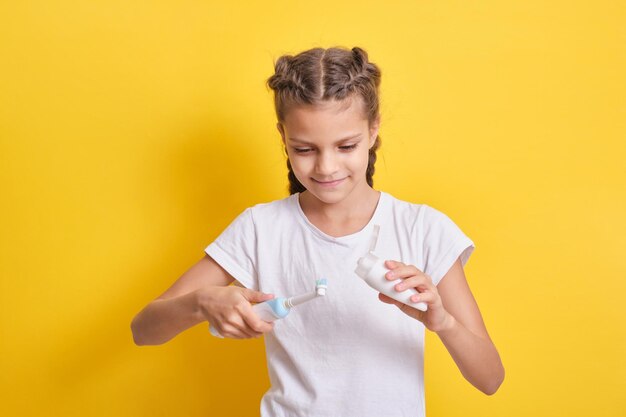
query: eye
[
  {"left": 293, "top": 148, "right": 313, "bottom": 154},
  {"left": 339, "top": 144, "right": 357, "bottom": 151}
]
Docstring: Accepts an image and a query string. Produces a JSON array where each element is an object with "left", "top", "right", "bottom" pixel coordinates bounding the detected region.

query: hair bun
[
  {"left": 351, "top": 47, "right": 369, "bottom": 69},
  {"left": 274, "top": 55, "right": 293, "bottom": 75},
  {"left": 267, "top": 55, "right": 295, "bottom": 91}
]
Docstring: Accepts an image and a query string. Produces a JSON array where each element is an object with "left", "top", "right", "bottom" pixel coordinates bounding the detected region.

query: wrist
[
  {"left": 191, "top": 289, "right": 207, "bottom": 323},
  {"left": 435, "top": 312, "right": 458, "bottom": 336}
]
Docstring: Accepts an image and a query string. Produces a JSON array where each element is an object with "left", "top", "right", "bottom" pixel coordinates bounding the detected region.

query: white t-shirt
[{"left": 205, "top": 191, "right": 475, "bottom": 417}]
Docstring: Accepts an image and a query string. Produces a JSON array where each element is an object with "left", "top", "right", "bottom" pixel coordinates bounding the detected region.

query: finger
[
  {"left": 219, "top": 327, "right": 240, "bottom": 339},
  {"left": 235, "top": 314, "right": 265, "bottom": 338},
  {"left": 211, "top": 315, "right": 236, "bottom": 339},
  {"left": 240, "top": 325, "right": 260, "bottom": 339},
  {"left": 393, "top": 275, "right": 435, "bottom": 293},
  {"left": 236, "top": 299, "right": 274, "bottom": 334},
  {"left": 219, "top": 322, "right": 245, "bottom": 339},
  {"left": 385, "top": 265, "right": 428, "bottom": 282},
  {"left": 409, "top": 290, "right": 437, "bottom": 306},
  {"left": 379, "top": 292, "right": 428, "bottom": 318},
  {"left": 378, "top": 292, "right": 393, "bottom": 303},
  {"left": 216, "top": 322, "right": 241, "bottom": 339},
  {"left": 242, "top": 288, "right": 275, "bottom": 303},
  {"left": 241, "top": 310, "right": 274, "bottom": 334},
  {"left": 384, "top": 265, "right": 414, "bottom": 281},
  {"left": 223, "top": 314, "right": 258, "bottom": 339},
  {"left": 384, "top": 260, "right": 404, "bottom": 269},
  {"left": 234, "top": 324, "right": 259, "bottom": 339}
]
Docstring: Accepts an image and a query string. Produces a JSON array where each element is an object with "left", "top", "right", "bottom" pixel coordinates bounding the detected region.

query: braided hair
[{"left": 266, "top": 46, "right": 382, "bottom": 195}]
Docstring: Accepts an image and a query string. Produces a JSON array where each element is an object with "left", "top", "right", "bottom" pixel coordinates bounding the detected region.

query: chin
[
  {"left": 303, "top": 180, "right": 358, "bottom": 204},
  {"left": 309, "top": 192, "right": 346, "bottom": 205}
]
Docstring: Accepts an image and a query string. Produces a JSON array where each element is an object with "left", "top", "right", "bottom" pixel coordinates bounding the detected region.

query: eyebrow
[{"left": 288, "top": 133, "right": 363, "bottom": 145}]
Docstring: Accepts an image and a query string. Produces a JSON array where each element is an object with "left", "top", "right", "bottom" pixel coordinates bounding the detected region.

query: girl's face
[{"left": 277, "top": 97, "right": 380, "bottom": 206}]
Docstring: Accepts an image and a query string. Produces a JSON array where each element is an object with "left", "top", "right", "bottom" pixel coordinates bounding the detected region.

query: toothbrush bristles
[{"left": 315, "top": 278, "right": 328, "bottom": 296}]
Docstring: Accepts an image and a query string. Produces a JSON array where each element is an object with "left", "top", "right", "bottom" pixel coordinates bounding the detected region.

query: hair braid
[{"left": 267, "top": 46, "right": 382, "bottom": 194}]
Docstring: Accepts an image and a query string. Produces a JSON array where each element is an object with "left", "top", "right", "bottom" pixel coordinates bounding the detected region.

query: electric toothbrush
[
  {"left": 209, "top": 278, "right": 328, "bottom": 338},
  {"left": 355, "top": 225, "right": 429, "bottom": 312}
]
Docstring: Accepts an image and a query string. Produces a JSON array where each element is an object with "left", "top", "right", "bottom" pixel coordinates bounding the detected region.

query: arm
[
  {"left": 435, "top": 258, "right": 505, "bottom": 395},
  {"left": 130, "top": 254, "right": 235, "bottom": 346},
  {"left": 131, "top": 290, "right": 205, "bottom": 346},
  {"left": 381, "top": 258, "right": 505, "bottom": 395}
]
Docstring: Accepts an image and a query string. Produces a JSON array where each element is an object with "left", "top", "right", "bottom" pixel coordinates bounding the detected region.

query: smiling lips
[{"left": 313, "top": 178, "right": 346, "bottom": 187}]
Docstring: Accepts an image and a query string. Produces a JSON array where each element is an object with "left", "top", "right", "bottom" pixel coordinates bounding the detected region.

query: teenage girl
[{"left": 131, "top": 46, "right": 504, "bottom": 417}]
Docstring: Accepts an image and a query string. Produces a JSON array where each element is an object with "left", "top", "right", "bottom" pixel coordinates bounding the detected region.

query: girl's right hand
[{"left": 197, "top": 286, "right": 275, "bottom": 339}]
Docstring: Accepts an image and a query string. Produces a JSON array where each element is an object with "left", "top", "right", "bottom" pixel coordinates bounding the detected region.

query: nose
[{"left": 315, "top": 149, "right": 339, "bottom": 177}]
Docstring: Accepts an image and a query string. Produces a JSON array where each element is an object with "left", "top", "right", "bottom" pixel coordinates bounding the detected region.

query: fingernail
[{"left": 386, "top": 272, "right": 395, "bottom": 279}]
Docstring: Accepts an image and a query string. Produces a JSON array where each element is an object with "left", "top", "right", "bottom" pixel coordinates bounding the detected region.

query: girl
[{"left": 131, "top": 46, "right": 504, "bottom": 416}]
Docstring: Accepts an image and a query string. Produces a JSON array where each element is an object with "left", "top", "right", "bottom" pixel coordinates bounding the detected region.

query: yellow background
[{"left": 1, "top": 1, "right": 624, "bottom": 416}]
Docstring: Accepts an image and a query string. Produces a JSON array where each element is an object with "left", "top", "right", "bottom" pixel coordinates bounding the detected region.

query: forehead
[{"left": 282, "top": 97, "right": 368, "bottom": 134}]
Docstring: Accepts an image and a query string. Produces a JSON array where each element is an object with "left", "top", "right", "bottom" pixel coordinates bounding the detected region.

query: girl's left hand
[{"left": 378, "top": 260, "right": 453, "bottom": 333}]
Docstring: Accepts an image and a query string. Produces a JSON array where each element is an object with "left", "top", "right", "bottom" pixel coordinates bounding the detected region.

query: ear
[
  {"left": 277, "top": 122, "right": 286, "bottom": 145},
  {"left": 368, "top": 115, "right": 381, "bottom": 148}
]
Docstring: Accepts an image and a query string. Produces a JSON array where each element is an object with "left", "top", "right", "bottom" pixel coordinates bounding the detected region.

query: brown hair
[{"left": 266, "top": 46, "right": 382, "bottom": 195}]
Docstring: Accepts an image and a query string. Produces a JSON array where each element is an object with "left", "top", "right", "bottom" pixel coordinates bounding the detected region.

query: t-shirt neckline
[{"left": 292, "top": 190, "right": 388, "bottom": 245}]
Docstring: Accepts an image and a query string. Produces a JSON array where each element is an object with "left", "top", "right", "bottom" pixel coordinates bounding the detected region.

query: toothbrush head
[{"left": 315, "top": 278, "right": 328, "bottom": 296}]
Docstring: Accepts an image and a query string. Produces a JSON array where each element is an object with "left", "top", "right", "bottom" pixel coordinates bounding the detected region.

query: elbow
[
  {"left": 481, "top": 382, "right": 502, "bottom": 396},
  {"left": 481, "top": 365, "right": 505, "bottom": 396},
  {"left": 130, "top": 317, "right": 147, "bottom": 346},
  {"left": 131, "top": 317, "right": 167, "bottom": 346}
]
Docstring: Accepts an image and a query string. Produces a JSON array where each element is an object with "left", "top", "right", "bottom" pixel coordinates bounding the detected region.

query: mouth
[{"left": 312, "top": 177, "right": 346, "bottom": 187}]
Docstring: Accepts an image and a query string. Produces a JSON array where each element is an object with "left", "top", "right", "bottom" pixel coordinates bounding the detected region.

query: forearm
[
  {"left": 436, "top": 314, "right": 505, "bottom": 395},
  {"left": 131, "top": 290, "right": 204, "bottom": 346}
]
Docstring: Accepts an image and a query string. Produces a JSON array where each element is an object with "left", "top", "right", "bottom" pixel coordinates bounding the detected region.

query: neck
[{"left": 299, "top": 186, "right": 380, "bottom": 223}]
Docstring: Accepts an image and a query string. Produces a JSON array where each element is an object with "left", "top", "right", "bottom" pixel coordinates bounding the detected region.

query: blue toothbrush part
[{"left": 264, "top": 298, "right": 290, "bottom": 318}]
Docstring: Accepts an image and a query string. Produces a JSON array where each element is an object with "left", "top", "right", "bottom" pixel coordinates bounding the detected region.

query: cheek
[
  {"left": 287, "top": 155, "right": 309, "bottom": 174},
  {"left": 351, "top": 149, "right": 371, "bottom": 170}
]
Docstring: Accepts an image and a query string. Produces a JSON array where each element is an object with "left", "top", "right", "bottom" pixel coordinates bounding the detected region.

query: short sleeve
[
  {"left": 204, "top": 207, "right": 258, "bottom": 290},
  {"left": 420, "top": 205, "right": 475, "bottom": 286}
]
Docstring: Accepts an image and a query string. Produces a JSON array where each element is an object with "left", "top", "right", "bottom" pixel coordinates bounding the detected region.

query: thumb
[{"left": 241, "top": 288, "right": 275, "bottom": 303}]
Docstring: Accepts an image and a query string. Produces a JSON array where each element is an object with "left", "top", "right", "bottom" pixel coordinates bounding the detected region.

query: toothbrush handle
[
  {"left": 209, "top": 323, "right": 223, "bottom": 338},
  {"left": 252, "top": 302, "right": 282, "bottom": 322}
]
